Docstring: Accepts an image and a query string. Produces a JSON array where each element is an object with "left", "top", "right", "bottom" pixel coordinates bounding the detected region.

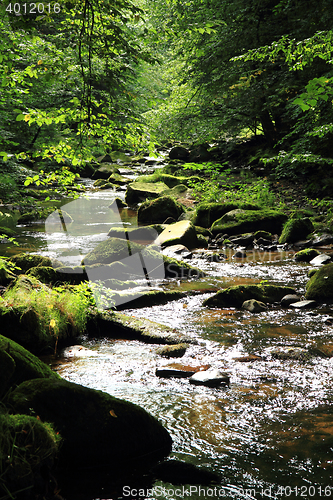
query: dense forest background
[{"left": 1, "top": 0, "right": 333, "bottom": 200}]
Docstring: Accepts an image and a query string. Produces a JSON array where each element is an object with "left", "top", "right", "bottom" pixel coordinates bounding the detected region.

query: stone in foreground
[{"left": 7, "top": 378, "right": 172, "bottom": 470}]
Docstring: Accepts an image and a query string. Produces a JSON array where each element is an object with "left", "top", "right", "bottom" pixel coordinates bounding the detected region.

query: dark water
[{"left": 3, "top": 183, "right": 333, "bottom": 500}]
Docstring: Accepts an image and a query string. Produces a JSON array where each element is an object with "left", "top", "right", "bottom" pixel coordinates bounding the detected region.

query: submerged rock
[
  {"left": 203, "top": 283, "right": 296, "bottom": 308},
  {"left": 6, "top": 378, "right": 172, "bottom": 470},
  {"left": 152, "top": 459, "right": 220, "bottom": 485}
]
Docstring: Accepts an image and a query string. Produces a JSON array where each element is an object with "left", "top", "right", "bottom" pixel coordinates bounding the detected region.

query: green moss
[
  {"left": 6, "top": 378, "right": 172, "bottom": 469},
  {"left": 0, "top": 334, "right": 60, "bottom": 389},
  {"left": 211, "top": 209, "right": 287, "bottom": 236},
  {"left": 279, "top": 217, "right": 314, "bottom": 244},
  {"left": 9, "top": 253, "right": 60, "bottom": 273},
  {"left": 138, "top": 195, "right": 186, "bottom": 224},
  {"left": 0, "top": 277, "right": 91, "bottom": 353},
  {"left": 294, "top": 248, "right": 320, "bottom": 262},
  {"left": 305, "top": 263, "right": 333, "bottom": 301},
  {"left": 193, "top": 202, "right": 260, "bottom": 228},
  {"left": 0, "top": 258, "right": 17, "bottom": 285},
  {"left": 0, "top": 413, "right": 61, "bottom": 498},
  {"left": 135, "top": 172, "right": 201, "bottom": 188},
  {"left": 203, "top": 283, "right": 296, "bottom": 308}
]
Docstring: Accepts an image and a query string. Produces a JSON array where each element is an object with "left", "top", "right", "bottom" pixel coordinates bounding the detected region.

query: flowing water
[{"left": 3, "top": 178, "right": 333, "bottom": 500}]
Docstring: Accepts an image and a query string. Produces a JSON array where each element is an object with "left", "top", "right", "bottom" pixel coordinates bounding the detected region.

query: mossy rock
[
  {"left": 114, "top": 289, "right": 186, "bottom": 310},
  {"left": 0, "top": 226, "right": 17, "bottom": 237},
  {"left": 93, "top": 178, "right": 111, "bottom": 188},
  {"left": 108, "top": 172, "right": 130, "bottom": 185},
  {"left": 203, "top": 283, "right": 296, "bottom": 308},
  {"left": 294, "top": 248, "right": 320, "bottom": 262},
  {"left": 109, "top": 197, "right": 127, "bottom": 210},
  {"left": 82, "top": 237, "right": 203, "bottom": 281},
  {"left": 156, "top": 221, "right": 199, "bottom": 250},
  {"left": 254, "top": 230, "right": 272, "bottom": 240},
  {"left": 305, "top": 263, "right": 333, "bottom": 302},
  {"left": 192, "top": 202, "right": 260, "bottom": 228},
  {"left": 6, "top": 378, "right": 172, "bottom": 470},
  {"left": 138, "top": 196, "right": 186, "bottom": 224},
  {"left": 0, "top": 258, "right": 17, "bottom": 285},
  {"left": 0, "top": 334, "right": 60, "bottom": 395},
  {"left": 211, "top": 209, "right": 287, "bottom": 236},
  {"left": 9, "top": 253, "right": 62, "bottom": 273},
  {"left": 279, "top": 217, "right": 314, "bottom": 244},
  {"left": 125, "top": 182, "right": 169, "bottom": 205},
  {"left": 135, "top": 172, "right": 201, "bottom": 188},
  {"left": 0, "top": 413, "right": 61, "bottom": 497},
  {"left": 0, "top": 210, "right": 17, "bottom": 229},
  {"left": 92, "top": 163, "right": 120, "bottom": 180},
  {"left": 196, "top": 233, "right": 209, "bottom": 248}
]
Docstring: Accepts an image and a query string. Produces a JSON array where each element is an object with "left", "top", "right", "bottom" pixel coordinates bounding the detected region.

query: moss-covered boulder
[
  {"left": 0, "top": 258, "right": 16, "bottom": 285},
  {"left": 0, "top": 413, "right": 61, "bottom": 498},
  {"left": 156, "top": 220, "right": 199, "bottom": 249},
  {"left": 82, "top": 237, "right": 203, "bottom": 283},
  {"left": 135, "top": 172, "right": 201, "bottom": 188},
  {"left": 9, "top": 253, "right": 62, "bottom": 273},
  {"left": 108, "top": 172, "right": 130, "bottom": 185},
  {"left": 203, "top": 283, "right": 296, "bottom": 308},
  {"left": 138, "top": 196, "right": 186, "bottom": 224},
  {"left": 7, "top": 378, "right": 172, "bottom": 470},
  {"left": 0, "top": 275, "right": 89, "bottom": 353},
  {"left": 294, "top": 248, "right": 320, "bottom": 262},
  {"left": 91, "top": 163, "right": 120, "bottom": 180},
  {"left": 279, "top": 217, "right": 314, "bottom": 244},
  {"left": 211, "top": 209, "right": 287, "bottom": 236},
  {"left": 0, "top": 334, "right": 59, "bottom": 396},
  {"left": 125, "top": 182, "right": 169, "bottom": 205},
  {"left": 305, "top": 263, "right": 333, "bottom": 302},
  {"left": 192, "top": 202, "right": 260, "bottom": 228}
]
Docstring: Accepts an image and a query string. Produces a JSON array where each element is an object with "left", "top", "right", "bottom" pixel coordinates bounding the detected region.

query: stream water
[{"left": 2, "top": 174, "right": 333, "bottom": 500}]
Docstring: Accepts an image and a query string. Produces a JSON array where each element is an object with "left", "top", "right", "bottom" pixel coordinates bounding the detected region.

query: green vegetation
[{"left": 0, "top": 276, "right": 91, "bottom": 352}]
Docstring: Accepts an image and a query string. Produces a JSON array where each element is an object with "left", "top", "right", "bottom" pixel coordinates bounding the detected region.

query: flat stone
[
  {"left": 290, "top": 300, "right": 317, "bottom": 309},
  {"left": 233, "top": 354, "right": 263, "bottom": 362},
  {"left": 309, "top": 254, "right": 332, "bottom": 266},
  {"left": 189, "top": 369, "right": 230, "bottom": 387},
  {"left": 156, "top": 368, "right": 194, "bottom": 378}
]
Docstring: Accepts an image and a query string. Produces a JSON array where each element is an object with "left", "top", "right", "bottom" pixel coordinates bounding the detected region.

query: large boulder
[
  {"left": 211, "top": 209, "right": 287, "bottom": 236},
  {"left": 91, "top": 163, "right": 120, "bottom": 180},
  {"left": 155, "top": 221, "right": 199, "bottom": 250},
  {"left": 138, "top": 196, "right": 186, "bottom": 224},
  {"left": 0, "top": 334, "right": 59, "bottom": 397},
  {"left": 192, "top": 202, "right": 257, "bottom": 228},
  {"left": 6, "top": 378, "right": 172, "bottom": 469},
  {"left": 9, "top": 253, "right": 62, "bottom": 273},
  {"left": 203, "top": 283, "right": 296, "bottom": 308},
  {"left": 188, "top": 144, "right": 212, "bottom": 162},
  {"left": 294, "top": 248, "right": 320, "bottom": 262},
  {"left": 279, "top": 217, "right": 314, "bottom": 244},
  {"left": 125, "top": 182, "right": 169, "bottom": 205},
  {"left": 305, "top": 263, "right": 333, "bottom": 302},
  {"left": 169, "top": 146, "right": 189, "bottom": 160}
]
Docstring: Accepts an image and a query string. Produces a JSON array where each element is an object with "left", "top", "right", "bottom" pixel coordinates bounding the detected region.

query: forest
[{"left": 1, "top": 0, "right": 333, "bottom": 201}]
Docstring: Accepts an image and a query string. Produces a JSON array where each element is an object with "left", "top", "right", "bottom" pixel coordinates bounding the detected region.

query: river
[{"left": 2, "top": 171, "right": 333, "bottom": 500}]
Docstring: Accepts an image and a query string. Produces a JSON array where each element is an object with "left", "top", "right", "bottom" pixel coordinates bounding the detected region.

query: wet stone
[
  {"left": 290, "top": 300, "right": 317, "bottom": 309},
  {"left": 309, "top": 254, "right": 332, "bottom": 266},
  {"left": 233, "top": 250, "right": 247, "bottom": 259},
  {"left": 271, "top": 348, "right": 311, "bottom": 361},
  {"left": 156, "top": 343, "right": 188, "bottom": 358},
  {"left": 233, "top": 354, "right": 263, "bottom": 362},
  {"left": 280, "top": 294, "right": 301, "bottom": 306},
  {"left": 242, "top": 299, "right": 267, "bottom": 313},
  {"left": 189, "top": 369, "right": 230, "bottom": 387}
]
